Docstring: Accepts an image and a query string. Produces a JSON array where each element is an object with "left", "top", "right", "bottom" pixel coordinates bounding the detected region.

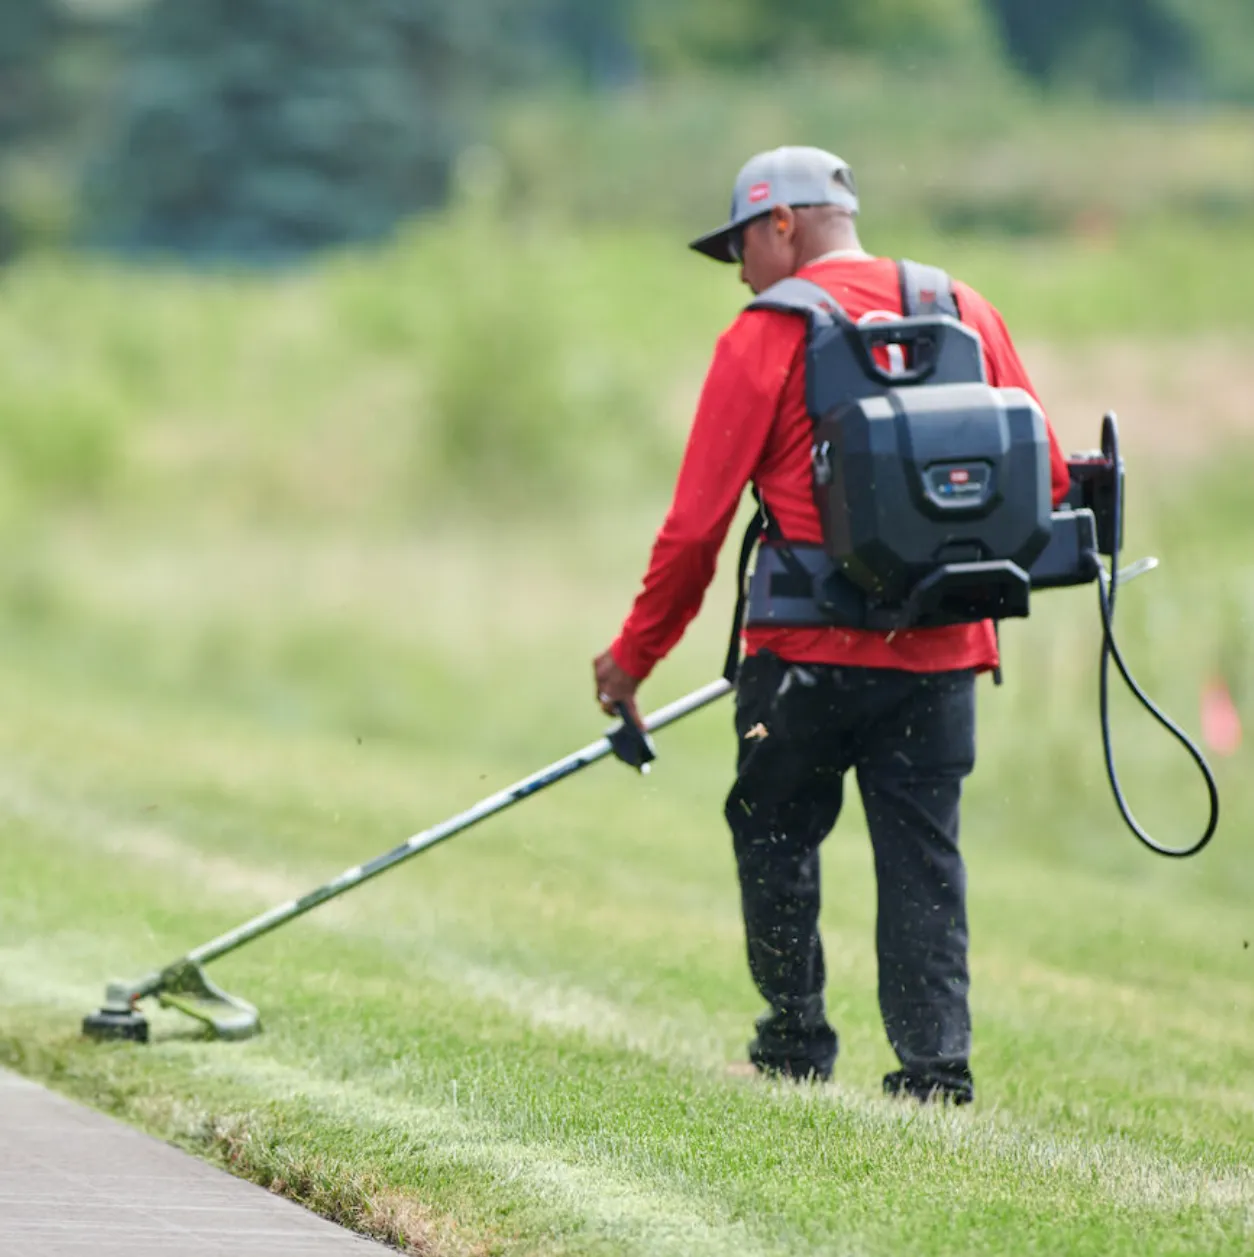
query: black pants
[{"left": 726, "top": 650, "right": 977, "bottom": 1096}]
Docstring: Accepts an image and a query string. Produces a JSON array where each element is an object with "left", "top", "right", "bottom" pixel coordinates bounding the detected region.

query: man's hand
[{"left": 593, "top": 649, "right": 643, "bottom": 727}]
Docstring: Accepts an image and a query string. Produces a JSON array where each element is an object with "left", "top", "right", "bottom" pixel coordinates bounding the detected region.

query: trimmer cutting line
[{"left": 82, "top": 681, "right": 730, "bottom": 1043}]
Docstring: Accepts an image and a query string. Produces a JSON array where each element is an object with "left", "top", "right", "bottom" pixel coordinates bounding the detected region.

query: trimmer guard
[{"left": 154, "top": 961, "right": 260, "bottom": 1040}]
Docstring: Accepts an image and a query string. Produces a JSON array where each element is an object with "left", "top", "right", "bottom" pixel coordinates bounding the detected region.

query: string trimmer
[{"left": 81, "top": 681, "right": 730, "bottom": 1042}]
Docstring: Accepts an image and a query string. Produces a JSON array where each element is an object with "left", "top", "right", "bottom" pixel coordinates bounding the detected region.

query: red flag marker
[{"left": 1201, "top": 678, "right": 1242, "bottom": 757}]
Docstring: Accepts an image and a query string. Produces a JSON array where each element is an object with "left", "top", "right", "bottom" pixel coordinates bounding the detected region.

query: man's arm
[{"left": 594, "top": 314, "right": 798, "bottom": 717}]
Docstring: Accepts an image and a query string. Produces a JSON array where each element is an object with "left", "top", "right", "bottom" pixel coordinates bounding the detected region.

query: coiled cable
[{"left": 1092, "top": 412, "right": 1220, "bottom": 858}]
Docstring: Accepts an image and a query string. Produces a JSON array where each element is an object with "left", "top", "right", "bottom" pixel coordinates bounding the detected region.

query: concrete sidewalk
[{"left": 0, "top": 1069, "right": 390, "bottom": 1255}]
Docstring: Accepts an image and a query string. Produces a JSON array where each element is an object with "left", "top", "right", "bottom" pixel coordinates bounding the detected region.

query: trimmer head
[
  {"left": 81, "top": 961, "right": 260, "bottom": 1044},
  {"left": 81, "top": 1005, "right": 150, "bottom": 1042}
]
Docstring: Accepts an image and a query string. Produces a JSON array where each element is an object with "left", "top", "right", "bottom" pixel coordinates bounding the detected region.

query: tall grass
[
  {"left": 490, "top": 64, "right": 1254, "bottom": 239},
  {"left": 1, "top": 211, "right": 1253, "bottom": 537}
]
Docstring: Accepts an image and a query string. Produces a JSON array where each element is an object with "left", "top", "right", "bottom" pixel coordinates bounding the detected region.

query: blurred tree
[
  {"left": 0, "top": 0, "right": 74, "bottom": 146},
  {"left": 985, "top": 0, "right": 1254, "bottom": 100},
  {"left": 527, "top": 0, "right": 638, "bottom": 88},
  {"left": 0, "top": 0, "right": 126, "bottom": 257},
  {"left": 85, "top": 0, "right": 497, "bottom": 257},
  {"left": 986, "top": 0, "right": 1190, "bottom": 97},
  {"left": 1159, "top": 0, "right": 1254, "bottom": 101}
]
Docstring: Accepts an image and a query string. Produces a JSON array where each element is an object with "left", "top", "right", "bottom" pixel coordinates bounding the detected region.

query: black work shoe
[
  {"left": 747, "top": 1007, "right": 838, "bottom": 1084},
  {"left": 883, "top": 1068, "right": 973, "bottom": 1106},
  {"left": 748, "top": 1037, "right": 833, "bottom": 1083}
]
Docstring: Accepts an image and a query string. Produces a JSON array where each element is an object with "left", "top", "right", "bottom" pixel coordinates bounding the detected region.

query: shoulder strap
[
  {"left": 898, "top": 259, "right": 959, "bottom": 319},
  {"left": 725, "top": 279, "right": 855, "bottom": 681},
  {"left": 746, "top": 277, "right": 852, "bottom": 331}
]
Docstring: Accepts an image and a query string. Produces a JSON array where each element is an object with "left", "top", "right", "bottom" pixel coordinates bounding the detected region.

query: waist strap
[
  {"left": 746, "top": 542, "right": 878, "bottom": 630},
  {"left": 746, "top": 538, "right": 1038, "bottom": 638}
]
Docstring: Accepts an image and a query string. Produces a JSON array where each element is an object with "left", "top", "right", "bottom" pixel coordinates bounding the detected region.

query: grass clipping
[{"left": 206, "top": 1113, "right": 492, "bottom": 1257}]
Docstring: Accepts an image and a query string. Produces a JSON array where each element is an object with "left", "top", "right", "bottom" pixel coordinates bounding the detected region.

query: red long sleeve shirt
[{"left": 611, "top": 255, "right": 1072, "bottom": 682}]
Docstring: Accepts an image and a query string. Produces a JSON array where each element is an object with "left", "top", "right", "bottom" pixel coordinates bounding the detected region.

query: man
[{"left": 593, "top": 146, "right": 1071, "bottom": 1104}]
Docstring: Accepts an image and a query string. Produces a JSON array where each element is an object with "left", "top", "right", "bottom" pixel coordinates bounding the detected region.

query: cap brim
[{"left": 688, "top": 224, "right": 738, "bottom": 264}]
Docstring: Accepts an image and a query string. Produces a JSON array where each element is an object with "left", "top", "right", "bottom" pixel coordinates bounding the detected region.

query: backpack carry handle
[{"left": 850, "top": 317, "right": 948, "bottom": 387}]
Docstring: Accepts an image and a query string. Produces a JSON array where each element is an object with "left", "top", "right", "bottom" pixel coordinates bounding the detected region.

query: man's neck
[{"left": 802, "top": 245, "right": 871, "bottom": 267}]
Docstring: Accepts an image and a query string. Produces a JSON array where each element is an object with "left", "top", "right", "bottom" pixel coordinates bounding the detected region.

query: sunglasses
[{"left": 727, "top": 212, "right": 770, "bottom": 264}]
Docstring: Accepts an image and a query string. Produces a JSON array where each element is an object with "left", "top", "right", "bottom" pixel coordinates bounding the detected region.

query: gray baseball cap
[{"left": 689, "top": 146, "right": 859, "bottom": 263}]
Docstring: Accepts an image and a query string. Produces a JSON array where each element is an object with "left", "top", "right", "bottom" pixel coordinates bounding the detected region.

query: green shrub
[{"left": 0, "top": 373, "right": 124, "bottom": 502}]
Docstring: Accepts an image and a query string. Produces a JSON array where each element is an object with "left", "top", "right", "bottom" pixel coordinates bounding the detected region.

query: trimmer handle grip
[{"left": 608, "top": 702, "right": 657, "bottom": 773}]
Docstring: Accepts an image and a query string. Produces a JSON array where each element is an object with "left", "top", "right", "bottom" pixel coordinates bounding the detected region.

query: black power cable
[{"left": 1089, "top": 412, "right": 1220, "bottom": 858}]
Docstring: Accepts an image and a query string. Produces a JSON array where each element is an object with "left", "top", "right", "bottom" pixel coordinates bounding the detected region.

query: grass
[
  {"left": 0, "top": 466, "right": 1251, "bottom": 1256},
  {"left": 2, "top": 209, "right": 1254, "bottom": 536},
  {"left": 0, "top": 222, "right": 1252, "bottom": 1254}
]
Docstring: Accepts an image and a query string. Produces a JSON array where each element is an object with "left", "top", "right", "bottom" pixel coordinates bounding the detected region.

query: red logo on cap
[
  {"left": 747, "top": 182, "right": 771, "bottom": 204},
  {"left": 949, "top": 469, "right": 971, "bottom": 484}
]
